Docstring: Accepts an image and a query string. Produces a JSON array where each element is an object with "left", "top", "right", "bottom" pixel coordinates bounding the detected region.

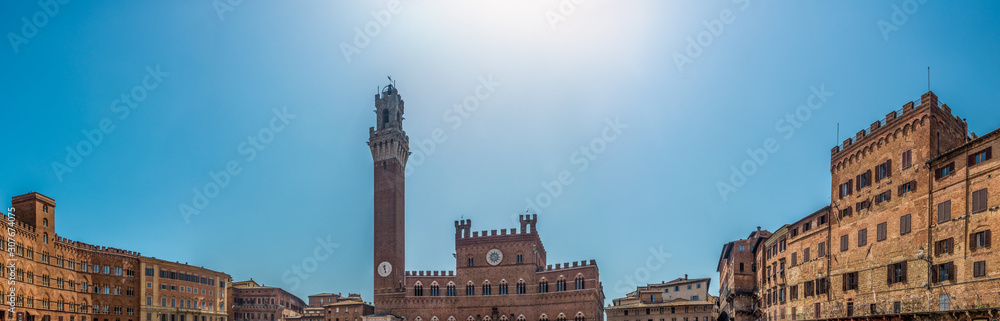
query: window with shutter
[
  {"left": 973, "top": 261, "right": 986, "bottom": 278},
  {"left": 902, "top": 150, "right": 912, "bottom": 169},
  {"left": 840, "top": 235, "right": 849, "bottom": 252},
  {"left": 818, "top": 242, "right": 825, "bottom": 257},
  {"left": 972, "top": 188, "right": 988, "bottom": 213},
  {"left": 937, "top": 201, "right": 951, "bottom": 223},
  {"left": 877, "top": 222, "right": 887, "bottom": 241},
  {"left": 900, "top": 214, "right": 911, "bottom": 235},
  {"left": 858, "top": 229, "right": 867, "bottom": 247}
]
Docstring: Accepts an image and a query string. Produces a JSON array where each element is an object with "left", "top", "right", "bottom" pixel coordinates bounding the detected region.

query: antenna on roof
[{"left": 927, "top": 66, "right": 930, "bottom": 91}]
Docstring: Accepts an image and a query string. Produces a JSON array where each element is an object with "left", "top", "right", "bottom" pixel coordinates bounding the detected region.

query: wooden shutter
[
  {"left": 897, "top": 184, "right": 903, "bottom": 197},
  {"left": 849, "top": 179, "right": 853, "bottom": 195},
  {"left": 947, "top": 238, "right": 954, "bottom": 254},
  {"left": 910, "top": 180, "right": 917, "bottom": 191},
  {"left": 856, "top": 175, "right": 861, "bottom": 190},
  {"left": 842, "top": 275, "right": 847, "bottom": 291},
  {"left": 902, "top": 262, "right": 908, "bottom": 283},
  {"left": 948, "top": 263, "right": 956, "bottom": 281},
  {"left": 987, "top": 230, "right": 992, "bottom": 248},
  {"left": 987, "top": 147, "right": 993, "bottom": 160},
  {"left": 886, "top": 265, "right": 892, "bottom": 285},
  {"left": 886, "top": 159, "right": 892, "bottom": 177},
  {"left": 969, "top": 154, "right": 977, "bottom": 166},
  {"left": 931, "top": 265, "right": 939, "bottom": 283},
  {"left": 970, "top": 233, "right": 978, "bottom": 252},
  {"left": 935, "top": 167, "right": 942, "bottom": 179}
]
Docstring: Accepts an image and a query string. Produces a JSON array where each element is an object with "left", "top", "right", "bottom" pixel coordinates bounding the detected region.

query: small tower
[
  {"left": 11, "top": 192, "right": 56, "bottom": 244},
  {"left": 519, "top": 214, "right": 538, "bottom": 234},
  {"left": 455, "top": 219, "right": 472, "bottom": 239}
]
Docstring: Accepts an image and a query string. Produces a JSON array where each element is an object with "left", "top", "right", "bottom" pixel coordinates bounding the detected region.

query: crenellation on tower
[{"left": 519, "top": 214, "right": 538, "bottom": 234}]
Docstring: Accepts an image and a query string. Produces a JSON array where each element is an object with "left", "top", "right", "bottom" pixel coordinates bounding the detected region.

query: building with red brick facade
[
  {"left": 717, "top": 228, "right": 771, "bottom": 321},
  {"left": 367, "top": 84, "right": 605, "bottom": 321},
  {"left": 607, "top": 277, "right": 717, "bottom": 321},
  {"left": 289, "top": 293, "right": 372, "bottom": 321},
  {"left": 231, "top": 280, "right": 305, "bottom": 321},
  {"left": 723, "top": 90, "right": 1000, "bottom": 321},
  {"left": 6, "top": 192, "right": 142, "bottom": 321},
  {"left": 4, "top": 193, "right": 235, "bottom": 321}
]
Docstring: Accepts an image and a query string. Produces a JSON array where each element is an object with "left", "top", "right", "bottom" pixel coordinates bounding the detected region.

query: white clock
[
  {"left": 378, "top": 261, "right": 392, "bottom": 277},
  {"left": 486, "top": 249, "right": 503, "bottom": 266}
]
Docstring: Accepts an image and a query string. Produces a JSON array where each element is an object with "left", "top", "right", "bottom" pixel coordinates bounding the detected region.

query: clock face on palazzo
[
  {"left": 378, "top": 261, "right": 392, "bottom": 277},
  {"left": 486, "top": 249, "right": 503, "bottom": 266}
]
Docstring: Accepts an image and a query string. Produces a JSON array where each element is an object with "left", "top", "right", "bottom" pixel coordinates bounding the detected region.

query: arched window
[
  {"left": 447, "top": 282, "right": 456, "bottom": 296},
  {"left": 43, "top": 233, "right": 48, "bottom": 244},
  {"left": 483, "top": 317, "right": 491, "bottom": 321},
  {"left": 415, "top": 317, "right": 422, "bottom": 321},
  {"left": 538, "top": 278, "right": 548, "bottom": 293},
  {"left": 42, "top": 218, "right": 48, "bottom": 227},
  {"left": 574, "top": 313, "right": 584, "bottom": 321},
  {"left": 575, "top": 274, "right": 585, "bottom": 290},
  {"left": 556, "top": 314, "right": 566, "bottom": 321},
  {"left": 382, "top": 109, "right": 389, "bottom": 128},
  {"left": 431, "top": 317, "right": 439, "bottom": 321},
  {"left": 539, "top": 314, "right": 549, "bottom": 321},
  {"left": 467, "top": 317, "right": 475, "bottom": 321},
  {"left": 516, "top": 315, "right": 526, "bottom": 321},
  {"left": 481, "top": 280, "right": 492, "bottom": 296},
  {"left": 413, "top": 281, "right": 423, "bottom": 296},
  {"left": 466, "top": 282, "right": 475, "bottom": 296},
  {"left": 516, "top": 279, "right": 526, "bottom": 294},
  {"left": 556, "top": 276, "right": 566, "bottom": 292},
  {"left": 498, "top": 280, "right": 508, "bottom": 295},
  {"left": 499, "top": 316, "right": 508, "bottom": 321},
  {"left": 430, "top": 282, "right": 440, "bottom": 296},
  {"left": 448, "top": 317, "right": 456, "bottom": 321}
]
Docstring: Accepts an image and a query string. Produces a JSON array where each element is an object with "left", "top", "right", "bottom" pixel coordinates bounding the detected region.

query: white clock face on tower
[
  {"left": 486, "top": 249, "right": 503, "bottom": 266},
  {"left": 378, "top": 261, "right": 392, "bottom": 277}
]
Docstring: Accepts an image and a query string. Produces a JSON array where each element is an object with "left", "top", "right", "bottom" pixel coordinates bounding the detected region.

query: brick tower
[{"left": 368, "top": 82, "right": 409, "bottom": 310}]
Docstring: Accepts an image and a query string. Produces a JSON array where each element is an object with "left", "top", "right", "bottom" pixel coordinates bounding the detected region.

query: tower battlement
[
  {"left": 519, "top": 214, "right": 538, "bottom": 234},
  {"left": 830, "top": 91, "right": 966, "bottom": 159},
  {"left": 453, "top": 215, "right": 541, "bottom": 240}
]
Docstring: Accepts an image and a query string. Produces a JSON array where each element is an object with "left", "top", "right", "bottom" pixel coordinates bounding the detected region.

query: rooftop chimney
[{"left": 685, "top": 274, "right": 688, "bottom": 280}]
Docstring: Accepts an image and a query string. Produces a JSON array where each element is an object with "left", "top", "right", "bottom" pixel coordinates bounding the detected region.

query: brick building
[
  {"left": 5, "top": 192, "right": 234, "bottom": 321},
  {"left": 231, "top": 280, "right": 305, "bottom": 321},
  {"left": 290, "top": 293, "right": 372, "bottom": 321},
  {"left": 607, "top": 276, "right": 717, "bottom": 321},
  {"left": 138, "top": 257, "right": 231, "bottom": 321},
  {"left": 367, "top": 84, "right": 605, "bottom": 321},
  {"left": 724, "top": 90, "right": 1000, "bottom": 320},
  {"left": 5, "top": 192, "right": 142, "bottom": 321},
  {"left": 717, "top": 228, "right": 771, "bottom": 321}
]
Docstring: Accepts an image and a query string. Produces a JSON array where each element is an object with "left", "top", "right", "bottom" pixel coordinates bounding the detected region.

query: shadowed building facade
[
  {"left": 367, "top": 84, "right": 605, "bottom": 321},
  {"left": 231, "top": 280, "right": 305, "bottom": 321}
]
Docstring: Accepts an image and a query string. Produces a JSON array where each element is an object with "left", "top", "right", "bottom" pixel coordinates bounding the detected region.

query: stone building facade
[
  {"left": 6, "top": 192, "right": 142, "bottom": 321},
  {"left": 231, "top": 280, "right": 305, "bottom": 321},
  {"left": 607, "top": 277, "right": 717, "bottom": 321},
  {"left": 367, "top": 84, "right": 605, "bottom": 321},
  {"left": 137, "top": 257, "right": 230, "bottom": 321},
  {"left": 717, "top": 228, "right": 771, "bottom": 321},
  {"left": 725, "top": 90, "right": 1000, "bottom": 321},
  {"left": 289, "top": 293, "right": 372, "bottom": 321}
]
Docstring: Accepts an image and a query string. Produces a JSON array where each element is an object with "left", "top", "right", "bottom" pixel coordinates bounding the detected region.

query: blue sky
[{"left": 3, "top": 0, "right": 1000, "bottom": 308}]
